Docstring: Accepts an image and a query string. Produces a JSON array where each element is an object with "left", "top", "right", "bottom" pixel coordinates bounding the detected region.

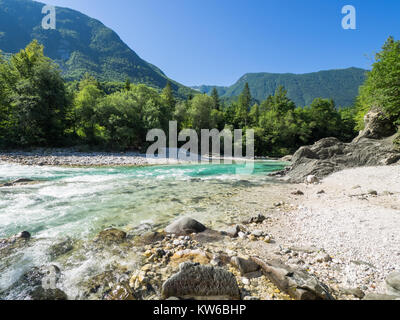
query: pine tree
[
  {"left": 210, "top": 87, "right": 220, "bottom": 110},
  {"left": 124, "top": 78, "right": 131, "bottom": 91},
  {"left": 236, "top": 82, "right": 252, "bottom": 127},
  {"left": 162, "top": 81, "right": 175, "bottom": 110}
]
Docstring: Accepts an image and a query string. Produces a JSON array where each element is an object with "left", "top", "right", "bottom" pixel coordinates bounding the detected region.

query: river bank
[
  {"left": 1, "top": 158, "right": 399, "bottom": 300},
  {"left": 0, "top": 149, "right": 188, "bottom": 167}
]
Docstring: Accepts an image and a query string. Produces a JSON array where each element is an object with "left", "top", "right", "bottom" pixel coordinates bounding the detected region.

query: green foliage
[
  {"left": 0, "top": 0, "right": 196, "bottom": 99},
  {"left": 72, "top": 74, "right": 104, "bottom": 143},
  {"left": 0, "top": 40, "right": 69, "bottom": 147},
  {"left": 356, "top": 36, "right": 400, "bottom": 127},
  {"left": 195, "top": 68, "right": 367, "bottom": 108},
  {"left": 0, "top": 40, "right": 361, "bottom": 156}
]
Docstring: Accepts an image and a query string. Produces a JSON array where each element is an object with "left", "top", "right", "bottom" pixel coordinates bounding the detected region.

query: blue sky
[{"left": 44, "top": 0, "right": 400, "bottom": 86}]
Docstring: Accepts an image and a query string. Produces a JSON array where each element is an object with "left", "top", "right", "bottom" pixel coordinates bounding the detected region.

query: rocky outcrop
[
  {"left": 283, "top": 109, "right": 400, "bottom": 183},
  {"left": 251, "top": 257, "right": 334, "bottom": 300},
  {"left": 165, "top": 217, "right": 207, "bottom": 236},
  {"left": 353, "top": 107, "right": 397, "bottom": 142},
  {"left": 161, "top": 262, "right": 240, "bottom": 300}
]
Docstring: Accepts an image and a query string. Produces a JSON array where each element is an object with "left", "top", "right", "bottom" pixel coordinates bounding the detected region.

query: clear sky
[{"left": 44, "top": 0, "right": 400, "bottom": 86}]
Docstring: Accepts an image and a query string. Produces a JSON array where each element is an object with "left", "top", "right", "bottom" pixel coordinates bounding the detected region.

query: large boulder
[
  {"left": 161, "top": 262, "right": 240, "bottom": 300},
  {"left": 353, "top": 107, "right": 397, "bottom": 142},
  {"left": 251, "top": 257, "right": 333, "bottom": 300},
  {"left": 282, "top": 107, "right": 399, "bottom": 183},
  {"left": 165, "top": 217, "right": 206, "bottom": 235},
  {"left": 284, "top": 135, "right": 399, "bottom": 183}
]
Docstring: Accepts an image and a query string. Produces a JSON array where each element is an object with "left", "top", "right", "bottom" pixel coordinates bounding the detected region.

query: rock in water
[
  {"left": 386, "top": 272, "right": 400, "bottom": 296},
  {"left": 94, "top": 228, "right": 127, "bottom": 244},
  {"left": 251, "top": 257, "right": 333, "bottom": 300},
  {"left": 161, "top": 262, "right": 240, "bottom": 300},
  {"left": 29, "top": 287, "right": 68, "bottom": 300},
  {"left": 165, "top": 217, "right": 206, "bottom": 235}
]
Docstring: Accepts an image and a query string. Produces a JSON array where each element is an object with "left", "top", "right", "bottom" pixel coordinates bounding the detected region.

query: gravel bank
[
  {"left": 0, "top": 149, "right": 190, "bottom": 167},
  {"left": 229, "top": 165, "right": 400, "bottom": 297}
]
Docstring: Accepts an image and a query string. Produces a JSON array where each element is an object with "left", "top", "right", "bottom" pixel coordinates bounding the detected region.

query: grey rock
[
  {"left": 224, "top": 225, "right": 240, "bottom": 238},
  {"left": 165, "top": 217, "right": 206, "bottom": 235},
  {"left": 285, "top": 109, "right": 399, "bottom": 183},
  {"left": 231, "top": 257, "right": 260, "bottom": 275},
  {"left": 161, "top": 262, "right": 240, "bottom": 299},
  {"left": 386, "top": 272, "right": 400, "bottom": 296},
  {"left": 242, "top": 214, "right": 266, "bottom": 225},
  {"left": 353, "top": 107, "right": 397, "bottom": 142},
  {"left": 251, "top": 230, "right": 264, "bottom": 237},
  {"left": 251, "top": 257, "right": 334, "bottom": 300},
  {"left": 339, "top": 287, "right": 365, "bottom": 299},
  {"left": 363, "top": 293, "right": 400, "bottom": 300},
  {"left": 17, "top": 231, "right": 31, "bottom": 239}
]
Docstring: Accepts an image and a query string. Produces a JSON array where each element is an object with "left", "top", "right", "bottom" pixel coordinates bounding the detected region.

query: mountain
[
  {"left": 0, "top": 0, "right": 193, "bottom": 96},
  {"left": 193, "top": 68, "right": 368, "bottom": 107}
]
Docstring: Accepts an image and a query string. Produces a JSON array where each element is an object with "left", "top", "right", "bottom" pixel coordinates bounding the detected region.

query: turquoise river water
[{"left": 0, "top": 161, "right": 286, "bottom": 299}]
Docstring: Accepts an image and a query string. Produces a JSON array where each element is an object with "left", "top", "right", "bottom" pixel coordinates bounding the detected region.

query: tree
[
  {"left": 210, "top": 87, "right": 220, "bottom": 110},
  {"left": 187, "top": 94, "right": 216, "bottom": 133},
  {"left": 304, "top": 98, "right": 341, "bottom": 141},
  {"left": 73, "top": 74, "right": 103, "bottom": 142},
  {"left": 356, "top": 36, "right": 400, "bottom": 126},
  {"left": 124, "top": 78, "right": 131, "bottom": 91},
  {"left": 235, "top": 82, "right": 251, "bottom": 127},
  {"left": 161, "top": 80, "right": 176, "bottom": 117},
  {"left": 0, "top": 40, "right": 69, "bottom": 146}
]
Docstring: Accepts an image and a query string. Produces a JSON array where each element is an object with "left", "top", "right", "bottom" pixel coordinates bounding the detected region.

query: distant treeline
[{"left": 1, "top": 38, "right": 399, "bottom": 156}]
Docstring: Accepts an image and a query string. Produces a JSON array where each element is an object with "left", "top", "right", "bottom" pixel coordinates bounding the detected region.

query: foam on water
[{"left": 0, "top": 160, "right": 286, "bottom": 299}]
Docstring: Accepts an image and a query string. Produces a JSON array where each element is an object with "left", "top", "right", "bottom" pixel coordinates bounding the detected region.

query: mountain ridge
[
  {"left": 193, "top": 67, "right": 368, "bottom": 107},
  {"left": 0, "top": 0, "right": 193, "bottom": 97}
]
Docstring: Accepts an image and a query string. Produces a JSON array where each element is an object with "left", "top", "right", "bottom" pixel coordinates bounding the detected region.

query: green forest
[{"left": 1, "top": 37, "right": 399, "bottom": 157}]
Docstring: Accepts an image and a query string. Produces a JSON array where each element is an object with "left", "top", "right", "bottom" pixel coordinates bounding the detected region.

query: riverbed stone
[
  {"left": 363, "top": 293, "right": 400, "bottom": 300},
  {"left": 94, "top": 228, "right": 127, "bottom": 244},
  {"left": 165, "top": 217, "right": 206, "bottom": 235},
  {"left": 161, "top": 262, "right": 240, "bottom": 299},
  {"left": 386, "top": 272, "right": 400, "bottom": 296},
  {"left": 105, "top": 283, "right": 136, "bottom": 300},
  {"left": 224, "top": 225, "right": 240, "bottom": 238},
  {"left": 170, "top": 249, "right": 211, "bottom": 266},
  {"left": 29, "top": 287, "right": 68, "bottom": 300},
  {"left": 251, "top": 257, "right": 333, "bottom": 300},
  {"left": 231, "top": 257, "right": 260, "bottom": 275},
  {"left": 242, "top": 214, "right": 266, "bottom": 225}
]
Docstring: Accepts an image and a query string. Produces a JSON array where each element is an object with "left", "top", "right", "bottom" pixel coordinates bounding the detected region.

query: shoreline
[
  {"left": 226, "top": 164, "right": 400, "bottom": 298},
  {"left": 1, "top": 156, "right": 399, "bottom": 300},
  {"left": 0, "top": 149, "right": 278, "bottom": 168}
]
